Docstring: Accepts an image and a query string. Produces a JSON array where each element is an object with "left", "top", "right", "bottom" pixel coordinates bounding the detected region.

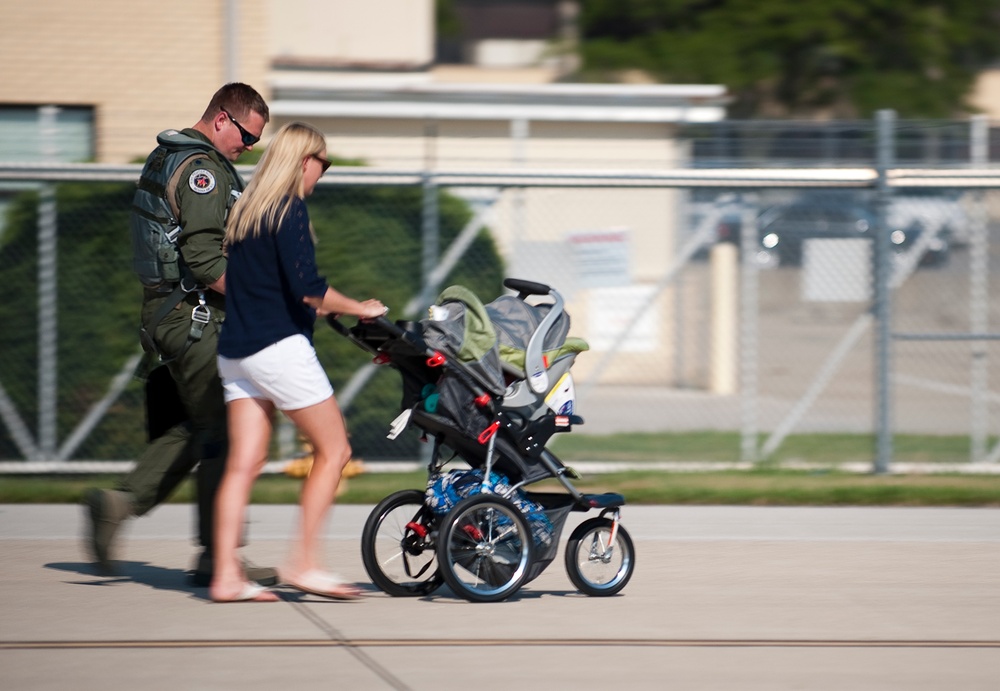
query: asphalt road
[{"left": 1, "top": 503, "right": 998, "bottom": 690}]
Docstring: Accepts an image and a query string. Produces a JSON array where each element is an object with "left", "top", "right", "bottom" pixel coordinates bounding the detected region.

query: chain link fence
[{"left": 2, "top": 115, "right": 1000, "bottom": 472}]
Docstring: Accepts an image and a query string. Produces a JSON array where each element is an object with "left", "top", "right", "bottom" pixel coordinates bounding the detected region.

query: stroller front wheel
[
  {"left": 564, "top": 517, "right": 635, "bottom": 596},
  {"left": 361, "top": 489, "right": 443, "bottom": 597},
  {"left": 438, "top": 493, "right": 533, "bottom": 602}
]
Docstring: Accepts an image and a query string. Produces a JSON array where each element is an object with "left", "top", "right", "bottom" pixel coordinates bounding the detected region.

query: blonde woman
[{"left": 210, "top": 122, "right": 385, "bottom": 603}]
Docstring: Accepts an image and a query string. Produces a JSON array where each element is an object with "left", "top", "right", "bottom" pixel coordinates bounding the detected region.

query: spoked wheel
[
  {"left": 361, "top": 489, "right": 443, "bottom": 597},
  {"left": 438, "top": 494, "right": 533, "bottom": 602},
  {"left": 565, "top": 516, "right": 635, "bottom": 596}
]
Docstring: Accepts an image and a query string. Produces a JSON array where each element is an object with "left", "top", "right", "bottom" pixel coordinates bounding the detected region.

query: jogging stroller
[{"left": 330, "top": 278, "right": 635, "bottom": 602}]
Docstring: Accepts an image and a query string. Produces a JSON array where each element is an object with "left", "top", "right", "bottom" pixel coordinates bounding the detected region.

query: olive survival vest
[
  {"left": 130, "top": 129, "right": 242, "bottom": 289},
  {"left": 131, "top": 130, "right": 244, "bottom": 373}
]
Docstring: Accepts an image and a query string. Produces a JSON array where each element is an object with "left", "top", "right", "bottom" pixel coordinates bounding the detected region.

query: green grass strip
[{"left": 2, "top": 469, "right": 998, "bottom": 507}]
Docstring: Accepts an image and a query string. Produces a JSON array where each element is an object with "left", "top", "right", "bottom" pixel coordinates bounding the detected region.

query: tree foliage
[
  {"left": 0, "top": 179, "right": 504, "bottom": 461},
  {"left": 576, "top": 0, "right": 1000, "bottom": 117}
]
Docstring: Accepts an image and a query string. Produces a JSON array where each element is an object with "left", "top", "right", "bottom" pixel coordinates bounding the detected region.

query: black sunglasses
[
  {"left": 221, "top": 109, "right": 260, "bottom": 147},
  {"left": 310, "top": 154, "right": 331, "bottom": 173}
]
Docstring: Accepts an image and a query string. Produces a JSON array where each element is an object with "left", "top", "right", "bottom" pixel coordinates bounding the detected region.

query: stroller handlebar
[
  {"left": 368, "top": 314, "right": 408, "bottom": 338},
  {"left": 324, "top": 313, "right": 353, "bottom": 337},
  {"left": 326, "top": 313, "right": 402, "bottom": 336},
  {"left": 504, "top": 277, "right": 552, "bottom": 298},
  {"left": 324, "top": 314, "right": 409, "bottom": 359}
]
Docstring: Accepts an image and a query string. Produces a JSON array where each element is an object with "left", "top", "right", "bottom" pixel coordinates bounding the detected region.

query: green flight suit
[{"left": 119, "top": 129, "right": 240, "bottom": 551}]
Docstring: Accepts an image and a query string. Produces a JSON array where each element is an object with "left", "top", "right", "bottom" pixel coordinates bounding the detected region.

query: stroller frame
[{"left": 333, "top": 278, "right": 635, "bottom": 602}]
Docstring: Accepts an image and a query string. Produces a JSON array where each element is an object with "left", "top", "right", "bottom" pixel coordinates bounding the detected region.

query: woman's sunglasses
[{"left": 310, "top": 154, "right": 331, "bottom": 173}]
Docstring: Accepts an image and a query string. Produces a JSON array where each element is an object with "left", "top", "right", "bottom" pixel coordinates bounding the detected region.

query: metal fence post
[
  {"left": 37, "top": 106, "right": 60, "bottom": 461},
  {"left": 968, "top": 114, "right": 990, "bottom": 463},
  {"left": 874, "top": 110, "right": 895, "bottom": 474},
  {"left": 419, "top": 127, "right": 440, "bottom": 464},
  {"left": 739, "top": 193, "right": 759, "bottom": 463},
  {"left": 421, "top": 172, "right": 439, "bottom": 294},
  {"left": 422, "top": 123, "right": 439, "bottom": 302}
]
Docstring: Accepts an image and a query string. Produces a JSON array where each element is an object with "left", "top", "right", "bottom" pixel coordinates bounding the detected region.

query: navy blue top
[{"left": 218, "top": 196, "right": 329, "bottom": 358}]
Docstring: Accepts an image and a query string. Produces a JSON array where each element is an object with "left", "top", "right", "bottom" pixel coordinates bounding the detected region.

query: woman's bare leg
[
  {"left": 210, "top": 397, "right": 278, "bottom": 602},
  {"left": 281, "top": 395, "right": 352, "bottom": 580}
]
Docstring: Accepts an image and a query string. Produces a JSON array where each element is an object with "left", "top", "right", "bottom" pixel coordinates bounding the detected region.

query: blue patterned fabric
[{"left": 425, "top": 469, "right": 553, "bottom": 546}]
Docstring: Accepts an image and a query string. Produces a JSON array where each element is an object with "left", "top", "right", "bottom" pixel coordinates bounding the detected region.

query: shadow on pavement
[{"left": 44, "top": 560, "right": 205, "bottom": 599}]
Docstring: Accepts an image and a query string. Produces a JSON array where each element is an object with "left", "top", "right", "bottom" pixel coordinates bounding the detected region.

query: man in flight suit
[{"left": 84, "top": 83, "right": 275, "bottom": 586}]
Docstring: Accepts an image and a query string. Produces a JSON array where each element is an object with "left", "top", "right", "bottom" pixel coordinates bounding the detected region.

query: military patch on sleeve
[{"left": 188, "top": 169, "right": 216, "bottom": 194}]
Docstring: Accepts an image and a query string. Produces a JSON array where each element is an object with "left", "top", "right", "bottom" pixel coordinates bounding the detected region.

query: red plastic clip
[
  {"left": 405, "top": 521, "right": 428, "bottom": 538},
  {"left": 372, "top": 353, "right": 391, "bottom": 365},
  {"left": 477, "top": 420, "right": 500, "bottom": 445},
  {"left": 473, "top": 393, "right": 491, "bottom": 408},
  {"left": 426, "top": 351, "right": 446, "bottom": 367}
]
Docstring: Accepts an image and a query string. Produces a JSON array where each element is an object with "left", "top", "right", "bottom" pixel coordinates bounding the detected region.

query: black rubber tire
[
  {"left": 564, "top": 517, "right": 635, "bottom": 596},
  {"left": 438, "top": 493, "right": 533, "bottom": 602},
  {"left": 361, "top": 489, "right": 443, "bottom": 597}
]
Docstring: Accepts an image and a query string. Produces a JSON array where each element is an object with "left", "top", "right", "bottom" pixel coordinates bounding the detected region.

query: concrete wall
[
  {"left": 970, "top": 68, "right": 1000, "bottom": 119},
  {"left": 268, "top": 0, "right": 432, "bottom": 65},
  {"left": 0, "top": 0, "right": 432, "bottom": 163},
  {"left": 0, "top": 0, "right": 270, "bottom": 162}
]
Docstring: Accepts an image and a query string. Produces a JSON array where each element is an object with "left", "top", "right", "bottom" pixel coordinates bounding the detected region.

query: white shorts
[{"left": 217, "top": 334, "right": 334, "bottom": 411}]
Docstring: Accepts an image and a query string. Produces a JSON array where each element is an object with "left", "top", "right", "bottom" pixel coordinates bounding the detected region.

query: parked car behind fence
[{"left": 690, "top": 191, "right": 954, "bottom": 269}]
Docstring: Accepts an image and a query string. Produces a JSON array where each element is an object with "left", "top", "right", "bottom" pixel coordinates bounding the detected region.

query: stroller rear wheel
[
  {"left": 438, "top": 493, "right": 533, "bottom": 602},
  {"left": 361, "top": 489, "right": 443, "bottom": 597},
  {"left": 565, "top": 517, "right": 635, "bottom": 596}
]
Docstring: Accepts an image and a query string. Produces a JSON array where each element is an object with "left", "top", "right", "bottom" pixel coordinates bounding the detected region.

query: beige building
[
  {"left": 971, "top": 68, "right": 1000, "bottom": 120},
  {"left": 0, "top": 0, "right": 733, "bottom": 388},
  {"left": 0, "top": 0, "right": 433, "bottom": 163},
  {"left": 1, "top": 0, "right": 267, "bottom": 163},
  {"left": 0, "top": 0, "right": 726, "bottom": 167}
]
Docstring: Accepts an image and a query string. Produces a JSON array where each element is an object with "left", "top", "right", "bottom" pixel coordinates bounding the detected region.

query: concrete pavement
[{"left": 1, "top": 503, "right": 999, "bottom": 690}]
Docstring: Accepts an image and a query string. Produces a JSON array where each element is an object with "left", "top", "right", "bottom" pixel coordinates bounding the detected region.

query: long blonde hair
[{"left": 225, "top": 121, "right": 325, "bottom": 245}]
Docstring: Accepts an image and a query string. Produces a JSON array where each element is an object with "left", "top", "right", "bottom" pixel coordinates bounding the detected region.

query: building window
[{"left": 0, "top": 105, "right": 95, "bottom": 162}]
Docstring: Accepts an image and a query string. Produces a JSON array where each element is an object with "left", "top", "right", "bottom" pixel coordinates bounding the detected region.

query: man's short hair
[{"left": 202, "top": 83, "right": 270, "bottom": 124}]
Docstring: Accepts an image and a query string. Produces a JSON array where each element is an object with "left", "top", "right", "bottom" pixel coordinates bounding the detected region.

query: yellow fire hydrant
[{"left": 284, "top": 437, "right": 365, "bottom": 494}]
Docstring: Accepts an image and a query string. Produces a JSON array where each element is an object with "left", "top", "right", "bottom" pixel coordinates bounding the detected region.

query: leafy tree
[
  {"left": 436, "top": 0, "right": 462, "bottom": 39},
  {"left": 576, "top": 0, "right": 1000, "bottom": 118},
  {"left": 0, "top": 183, "right": 142, "bottom": 460},
  {"left": 0, "top": 177, "right": 504, "bottom": 461}
]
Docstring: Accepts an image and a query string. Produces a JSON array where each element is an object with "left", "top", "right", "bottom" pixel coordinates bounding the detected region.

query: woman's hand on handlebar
[
  {"left": 357, "top": 299, "right": 388, "bottom": 321},
  {"left": 305, "top": 289, "right": 387, "bottom": 320}
]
